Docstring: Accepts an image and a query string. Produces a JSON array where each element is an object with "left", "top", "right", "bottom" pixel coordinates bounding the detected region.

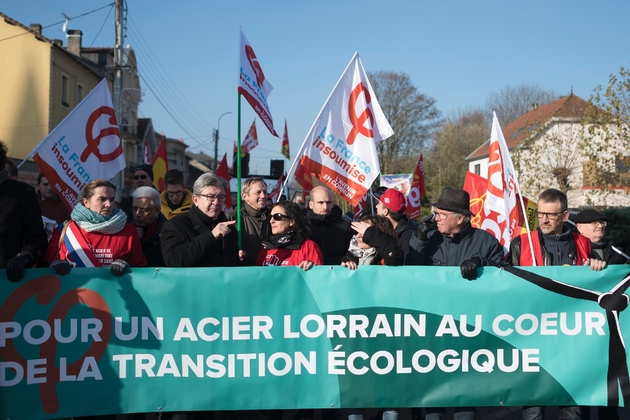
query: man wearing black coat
[
  {"left": 375, "top": 188, "right": 417, "bottom": 263},
  {"left": 576, "top": 209, "right": 628, "bottom": 264},
  {"left": 306, "top": 186, "right": 353, "bottom": 265},
  {"left": 132, "top": 186, "right": 167, "bottom": 267},
  {"left": 161, "top": 173, "right": 240, "bottom": 267},
  {"left": 0, "top": 141, "right": 48, "bottom": 281}
]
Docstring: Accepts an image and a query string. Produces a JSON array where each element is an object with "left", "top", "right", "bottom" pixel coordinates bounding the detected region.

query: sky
[{"left": 3, "top": 0, "right": 629, "bottom": 177}]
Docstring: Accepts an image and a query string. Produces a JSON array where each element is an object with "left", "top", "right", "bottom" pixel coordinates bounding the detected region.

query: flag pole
[
  {"left": 279, "top": 52, "right": 361, "bottom": 199},
  {"left": 236, "top": 94, "right": 243, "bottom": 250}
]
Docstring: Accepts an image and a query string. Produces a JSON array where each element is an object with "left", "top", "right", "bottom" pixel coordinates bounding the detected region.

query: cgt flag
[
  {"left": 281, "top": 119, "right": 290, "bottom": 160},
  {"left": 405, "top": 154, "right": 426, "bottom": 220},
  {"left": 31, "top": 79, "right": 125, "bottom": 211},
  {"left": 241, "top": 119, "right": 258, "bottom": 157},
  {"left": 298, "top": 52, "right": 393, "bottom": 206},
  {"left": 152, "top": 136, "right": 168, "bottom": 191},
  {"left": 268, "top": 174, "right": 283, "bottom": 204},
  {"left": 294, "top": 162, "right": 314, "bottom": 191},
  {"left": 238, "top": 28, "right": 278, "bottom": 137}
]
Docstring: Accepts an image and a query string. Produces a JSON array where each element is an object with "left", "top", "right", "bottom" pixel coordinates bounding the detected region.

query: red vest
[{"left": 518, "top": 231, "right": 591, "bottom": 266}]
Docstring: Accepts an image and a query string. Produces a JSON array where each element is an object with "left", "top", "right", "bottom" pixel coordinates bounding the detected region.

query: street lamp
[{"left": 214, "top": 111, "right": 232, "bottom": 170}]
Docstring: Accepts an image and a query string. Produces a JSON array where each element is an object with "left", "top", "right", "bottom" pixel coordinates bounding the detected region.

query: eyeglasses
[
  {"left": 134, "top": 175, "right": 148, "bottom": 180},
  {"left": 196, "top": 193, "right": 226, "bottom": 202},
  {"left": 133, "top": 206, "right": 155, "bottom": 215},
  {"left": 589, "top": 220, "right": 607, "bottom": 227},
  {"left": 537, "top": 211, "right": 566, "bottom": 220},
  {"left": 166, "top": 190, "right": 184, "bottom": 197},
  {"left": 433, "top": 211, "right": 453, "bottom": 221},
  {"left": 271, "top": 213, "right": 291, "bottom": 221}
]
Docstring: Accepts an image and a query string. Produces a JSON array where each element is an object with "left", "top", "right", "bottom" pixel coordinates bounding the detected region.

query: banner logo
[
  {"left": 80, "top": 107, "right": 123, "bottom": 163},
  {"left": 246, "top": 45, "right": 266, "bottom": 89},
  {"left": 346, "top": 83, "right": 374, "bottom": 145}
]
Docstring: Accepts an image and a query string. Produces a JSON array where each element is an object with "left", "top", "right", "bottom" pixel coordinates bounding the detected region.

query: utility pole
[
  {"left": 113, "top": 0, "right": 125, "bottom": 196},
  {"left": 213, "top": 128, "right": 219, "bottom": 171}
]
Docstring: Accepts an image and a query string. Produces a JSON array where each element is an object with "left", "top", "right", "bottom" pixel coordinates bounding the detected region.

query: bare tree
[
  {"left": 368, "top": 71, "right": 442, "bottom": 174},
  {"left": 424, "top": 108, "right": 489, "bottom": 199},
  {"left": 486, "top": 83, "right": 558, "bottom": 127}
]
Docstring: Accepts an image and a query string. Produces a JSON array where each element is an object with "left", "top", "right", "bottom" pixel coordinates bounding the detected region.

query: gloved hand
[
  {"left": 6, "top": 252, "right": 34, "bottom": 282},
  {"left": 110, "top": 259, "right": 130, "bottom": 277},
  {"left": 50, "top": 259, "right": 71, "bottom": 276},
  {"left": 417, "top": 215, "right": 436, "bottom": 241},
  {"left": 460, "top": 256, "right": 483, "bottom": 281}
]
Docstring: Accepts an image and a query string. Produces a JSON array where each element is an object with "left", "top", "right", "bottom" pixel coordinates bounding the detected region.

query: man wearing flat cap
[
  {"left": 407, "top": 187, "right": 503, "bottom": 420},
  {"left": 375, "top": 188, "right": 417, "bottom": 262},
  {"left": 119, "top": 165, "right": 155, "bottom": 222},
  {"left": 576, "top": 208, "right": 628, "bottom": 265}
]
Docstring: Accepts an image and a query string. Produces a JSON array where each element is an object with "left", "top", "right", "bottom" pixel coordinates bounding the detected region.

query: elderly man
[
  {"left": 407, "top": 187, "right": 503, "bottom": 420},
  {"left": 161, "top": 169, "right": 193, "bottom": 219},
  {"left": 228, "top": 177, "right": 269, "bottom": 266},
  {"left": 0, "top": 141, "right": 48, "bottom": 281},
  {"left": 120, "top": 164, "right": 155, "bottom": 222},
  {"left": 575, "top": 209, "right": 628, "bottom": 264},
  {"left": 306, "top": 185, "right": 353, "bottom": 265},
  {"left": 375, "top": 188, "right": 417, "bottom": 262},
  {"left": 37, "top": 173, "right": 71, "bottom": 224},
  {"left": 160, "top": 173, "right": 240, "bottom": 267},
  {"left": 132, "top": 186, "right": 167, "bottom": 267}
]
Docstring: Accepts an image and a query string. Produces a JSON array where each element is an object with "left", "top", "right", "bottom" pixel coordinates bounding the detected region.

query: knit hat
[
  {"left": 575, "top": 209, "right": 606, "bottom": 224},
  {"left": 432, "top": 187, "right": 473, "bottom": 216},
  {"left": 134, "top": 164, "right": 154, "bottom": 181},
  {"left": 379, "top": 188, "right": 407, "bottom": 213}
]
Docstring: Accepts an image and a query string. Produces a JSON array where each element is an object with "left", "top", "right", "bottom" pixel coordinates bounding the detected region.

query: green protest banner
[{"left": 1, "top": 264, "right": 629, "bottom": 419}]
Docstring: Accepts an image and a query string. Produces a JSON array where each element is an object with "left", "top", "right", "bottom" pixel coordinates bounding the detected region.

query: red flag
[
  {"left": 353, "top": 192, "right": 369, "bottom": 220},
  {"left": 151, "top": 136, "right": 169, "bottom": 191},
  {"left": 268, "top": 174, "right": 283, "bottom": 204},
  {"left": 281, "top": 120, "right": 290, "bottom": 159},
  {"left": 294, "top": 162, "right": 314, "bottom": 191},
  {"left": 241, "top": 120, "right": 258, "bottom": 157},
  {"left": 405, "top": 154, "right": 426, "bottom": 220},
  {"left": 216, "top": 153, "right": 233, "bottom": 208},
  {"left": 143, "top": 139, "right": 151, "bottom": 164}
]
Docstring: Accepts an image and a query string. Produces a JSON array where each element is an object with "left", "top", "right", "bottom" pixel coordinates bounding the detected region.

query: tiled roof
[{"left": 466, "top": 94, "right": 594, "bottom": 161}]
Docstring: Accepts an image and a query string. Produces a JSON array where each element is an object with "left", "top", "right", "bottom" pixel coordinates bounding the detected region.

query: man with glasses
[
  {"left": 120, "top": 164, "right": 155, "bottom": 222},
  {"left": 160, "top": 173, "right": 240, "bottom": 267},
  {"left": 228, "top": 177, "right": 269, "bottom": 266},
  {"left": 160, "top": 169, "right": 193, "bottom": 220},
  {"left": 132, "top": 186, "right": 166, "bottom": 266},
  {"left": 508, "top": 189, "right": 603, "bottom": 420},
  {"left": 575, "top": 209, "right": 628, "bottom": 265}
]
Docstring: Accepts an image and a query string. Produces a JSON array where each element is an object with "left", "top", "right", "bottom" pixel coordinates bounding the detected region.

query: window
[
  {"left": 76, "top": 83, "right": 84, "bottom": 105},
  {"left": 61, "top": 74, "right": 69, "bottom": 107},
  {"left": 474, "top": 164, "right": 481, "bottom": 175}
]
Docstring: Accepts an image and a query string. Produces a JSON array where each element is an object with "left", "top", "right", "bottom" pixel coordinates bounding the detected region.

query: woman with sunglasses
[
  {"left": 50, "top": 179, "right": 147, "bottom": 276},
  {"left": 341, "top": 215, "right": 404, "bottom": 269},
  {"left": 256, "top": 200, "right": 323, "bottom": 270}
]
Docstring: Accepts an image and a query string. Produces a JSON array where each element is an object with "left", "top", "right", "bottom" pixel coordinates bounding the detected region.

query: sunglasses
[
  {"left": 134, "top": 175, "right": 148, "bottom": 180},
  {"left": 271, "top": 213, "right": 291, "bottom": 221}
]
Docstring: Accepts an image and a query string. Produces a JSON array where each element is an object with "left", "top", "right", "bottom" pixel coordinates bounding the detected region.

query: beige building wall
[{"left": 0, "top": 20, "right": 51, "bottom": 160}]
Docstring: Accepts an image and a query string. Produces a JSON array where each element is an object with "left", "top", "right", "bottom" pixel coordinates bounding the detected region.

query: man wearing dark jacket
[
  {"left": 575, "top": 209, "right": 628, "bottom": 265},
  {"left": 306, "top": 186, "right": 353, "bottom": 265},
  {"left": 161, "top": 173, "right": 240, "bottom": 267},
  {"left": 132, "top": 186, "right": 167, "bottom": 267},
  {"left": 228, "top": 177, "right": 270, "bottom": 266},
  {"left": 375, "top": 188, "right": 417, "bottom": 263},
  {"left": 0, "top": 141, "right": 48, "bottom": 281},
  {"left": 37, "top": 173, "right": 71, "bottom": 224}
]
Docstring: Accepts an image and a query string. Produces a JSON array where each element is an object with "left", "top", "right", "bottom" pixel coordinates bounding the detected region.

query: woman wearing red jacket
[
  {"left": 256, "top": 200, "right": 323, "bottom": 270},
  {"left": 51, "top": 179, "right": 147, "bottom": 276}
]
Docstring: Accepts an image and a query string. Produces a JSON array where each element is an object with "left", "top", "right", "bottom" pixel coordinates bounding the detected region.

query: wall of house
[{"left": 0, "top": 20, "right": 52, "bottom": 160}]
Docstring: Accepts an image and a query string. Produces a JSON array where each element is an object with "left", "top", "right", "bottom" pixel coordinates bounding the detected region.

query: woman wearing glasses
[
  {"left": 256, "top": 200, "right": 323, "bottom": 270},
  {"left": 160, "top": 173, "right": 241, "bottom": 267}
]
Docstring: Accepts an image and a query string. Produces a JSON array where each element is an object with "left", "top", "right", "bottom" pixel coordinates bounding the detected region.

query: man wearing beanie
[
  {"left": 375, "top": 187, "right": 417, "bottom": 262},
  {"left": 575, "top": 209, "right": 628, "bottom": 264}
]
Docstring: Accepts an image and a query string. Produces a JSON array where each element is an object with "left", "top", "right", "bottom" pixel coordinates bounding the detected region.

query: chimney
[
  {"left": 52, "top": 39, "right": 63, "bottom": 47},
  {"left": 67, "top": 29, "right": 82, "bottom": 55},
  {"left": 29, "top": 24, "right": 42, "bottom": 34}
]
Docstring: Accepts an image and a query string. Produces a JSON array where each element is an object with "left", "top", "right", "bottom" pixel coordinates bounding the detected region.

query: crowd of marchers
[{"left": 1, "top": 137, "right": 628, "bottom": 420}]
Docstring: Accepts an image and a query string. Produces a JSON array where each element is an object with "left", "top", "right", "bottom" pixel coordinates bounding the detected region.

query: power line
[{"left": 88, "top": 3, "right": 114, "bottom": 47}]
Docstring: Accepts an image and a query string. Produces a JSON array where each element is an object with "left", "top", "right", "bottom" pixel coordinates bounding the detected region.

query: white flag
[
  {"left": 297, "top": 52, "right": 393, "bottom": 206},
  {"left": 32, "top": 79, "right": 125, "bottom": 210},
  {"left": 238, "top": 28, "right": 278, "bottom": 137},
  {"left": 481, "top": 112, "right": 521, "bottom": 254},
  {"left": 240, "top": 119, "right": 258, "bottom": 157}
]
